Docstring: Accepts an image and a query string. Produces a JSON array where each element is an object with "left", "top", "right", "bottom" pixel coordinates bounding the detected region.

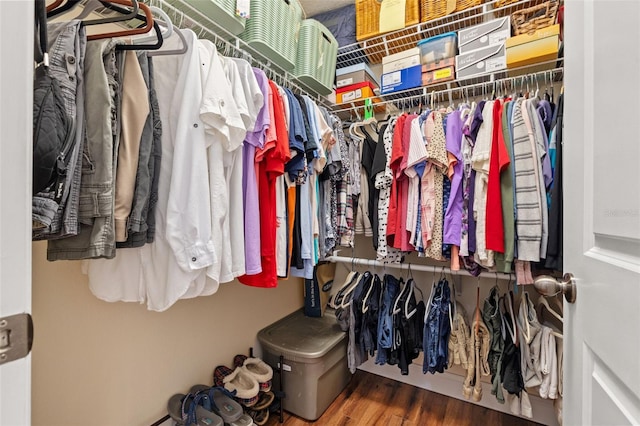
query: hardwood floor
[{"left": 265, "top": 370, "right": 543, "bottom": 426}]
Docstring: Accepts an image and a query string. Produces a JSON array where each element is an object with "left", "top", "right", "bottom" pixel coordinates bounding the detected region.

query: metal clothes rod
[
  {"left": 332, "top": 65, "right": 564, "bottom": 115},
  {"left": 326, "top": 255, "right": 513, "bottom": 280}
]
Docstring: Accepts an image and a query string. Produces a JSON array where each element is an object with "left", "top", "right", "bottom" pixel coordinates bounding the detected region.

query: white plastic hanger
[
  {"left": 328, "top": 270, "right": 359, "bottom": 309},
  {"left": 404, "top": 265, "right": 419, "bottom": 319},
  {"left": 538, "top": 297, "right": 563, "bottom": 339},
  {"left": 423, "top": 280, "right": 437, "bottom": 324},
  {"left": 340, "top": 273, "right": 364, "bottom": 309},
  {"left": 503, "top": 291, "right": 518, "bottom": 345},
  {"left": 135, "top": 6, "right": 172, "bottom": 41},
  {"left": 392, "top": 278, "right": 406, "bottom": 315},
  {"left": 361, "top": 273, "right": 377, "bottom": 314}
]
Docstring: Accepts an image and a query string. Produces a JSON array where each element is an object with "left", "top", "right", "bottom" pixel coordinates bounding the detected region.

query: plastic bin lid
[
  {"left": 257, "top": 309, "right": 346, "bottom": 359},
  {"left": 417, "top": 31, "right": 457, "bottom": 45}
]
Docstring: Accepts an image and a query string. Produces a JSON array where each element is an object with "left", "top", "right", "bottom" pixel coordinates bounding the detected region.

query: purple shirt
[
  {"left": 443, "top": 110, "right": 464, "bottom": 246},
  {"left": 242, "top": 68, "right": 271, "bottom": 274}
]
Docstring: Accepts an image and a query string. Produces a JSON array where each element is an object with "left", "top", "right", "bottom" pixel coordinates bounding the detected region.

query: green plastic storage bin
[
  {"left": 239, "top": 0, "right": 304, "bottom": 71},
  {"left": 168, "top": 0, "right": 245, "bottom": 36},
  {"left": 293, "top": 19, "right": 338, "bottom": 95}
]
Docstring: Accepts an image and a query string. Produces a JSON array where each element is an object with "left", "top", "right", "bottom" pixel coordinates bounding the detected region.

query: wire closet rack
[
  {"left": 148, "top": 0, "right": 334, "bottom": 109},
  {"left": 337, "top": 0, "right": 552, "bottom": 67},
  {"left": 333, "top": 65, "right": 564, "bottom": 118}
]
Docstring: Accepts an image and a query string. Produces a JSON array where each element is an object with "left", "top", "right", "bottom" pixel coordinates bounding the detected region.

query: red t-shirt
[
  {"left": 486, "top": 100, "right": 509, "bottom": 252},
  {"left": 239, "top": 81, "right": 290, "bottom": 288},
  {"left": 386, "top": 114, "right": 408, "bottom": 248}
]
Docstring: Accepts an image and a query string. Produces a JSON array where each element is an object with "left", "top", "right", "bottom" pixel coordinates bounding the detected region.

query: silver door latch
[{"left": 0, "top": 313, "right": 33, "bottom": 366}]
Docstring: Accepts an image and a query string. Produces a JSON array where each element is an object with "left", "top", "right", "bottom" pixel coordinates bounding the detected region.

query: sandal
[
  {"left": 251, "top": 391, "right": 275, "bottom": 411},
  {"left": 245, "top": 407, "right": 269, "bottom": 426},
  {"left": 167, "top": 392, "right": 224, "bottom": 426},
  {"left": 190, "top": 384, "right": 245, "bottom": 424}
]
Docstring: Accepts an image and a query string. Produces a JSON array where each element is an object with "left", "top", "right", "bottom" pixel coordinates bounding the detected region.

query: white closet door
[
  {"left": 0, "top": 1, "right": 33, "bottom": 425},
  {"left": 564, "top": 0, "right": 640, "bottom": 424}
]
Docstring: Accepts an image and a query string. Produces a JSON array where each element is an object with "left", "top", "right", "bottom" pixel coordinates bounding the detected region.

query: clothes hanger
[
  {"left": 423, "top": 279, "right": 437, "bottom": 323},
  {"left": 328, "top": 269, "right": 360, "bottom": 309},
  {"left": 133, "top": 5, "right": 172, "bottom": 40},
  {"left": 47, "top": 0, "right": 82, "bottom": 18},
  {"left": 361, "top": 272, "right": 377, "bottom": 314},
  {"left": 538, "top": 296, "right": 563, "bottom": 323},
  {"left": 72, "top": 0, "right": 139, "bottom": 25},
  {"left": 134, "top": 6, "right": 186, "bottom": 55},
  {"left": 349, "top": 122, "right": 365, "bottom": 140},
  {"left": 46, "top": 0, "right": 65, "bottom": 13},
  {"left": 340, "top": 272, "right": 365, "bottom": 309},
  {"left": 147, "top": 25, "right": 188, "bottom": 56},
  {"left": 538, "top": 297, "right": 563, "bottom": 339},
  {"left": 117, "top": 20, "right": 162, "bottom": 51},
  {"left": 501, "top": 292, "right": 517, "bottom": 346},
  {"left": 392, "top": 277, "right": 407, "bottom": 315},
  {"left": 86, "top": 0, "right": 153, "bottom": 41},
  {"left": 474, "top": 278, "right": 481, "bottom": 335},
  {"left": 405, "top": 279, "right": 420, "bottom": 319},
  {"left": 447, "top": 275, "right": 457, "bottom": 331},
  {"left": 98, "top": 1, "right": 161, "bottom": 52}
]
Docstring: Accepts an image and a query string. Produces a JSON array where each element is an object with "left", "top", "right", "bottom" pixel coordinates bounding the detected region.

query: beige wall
[{"left": 31, "top": 241, "right": 304, "bottom": 426}]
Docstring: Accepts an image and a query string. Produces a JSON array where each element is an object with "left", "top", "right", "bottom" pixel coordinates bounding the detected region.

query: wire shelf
[
  {"left": 337, "top": 0, "right": 550, "bottom": 68},
  {"left": 332, "top": 63, "right": 563, "bottom": 118},
  {"left": 152, "top": 0, "right": 333, "bottom": 108}
]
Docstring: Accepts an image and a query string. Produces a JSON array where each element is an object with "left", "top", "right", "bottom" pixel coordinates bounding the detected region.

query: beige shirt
[{"left": 114, "top": 50, "right": 150, "bottom": 242}]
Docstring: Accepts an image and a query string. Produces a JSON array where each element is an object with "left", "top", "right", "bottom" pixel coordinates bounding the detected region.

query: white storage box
[
  {"left": 455, "top": 43, "right": 507, "bottom": 80},
  {"left": 382, "top": 47, "right": 421, "bottom": 74},
  {"left": 458, "top": 17, "right": 511, "bottom": 53},
  {"left": 257, "top": 309, "right": 351, "bottom": 421},
  {"left": 336, "top": 62, "right": 379, "bottom": 88}
]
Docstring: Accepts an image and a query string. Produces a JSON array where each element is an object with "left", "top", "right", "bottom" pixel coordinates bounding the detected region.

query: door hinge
[{"left": 0, "top": 313, "right": 33, "bottom": 366}]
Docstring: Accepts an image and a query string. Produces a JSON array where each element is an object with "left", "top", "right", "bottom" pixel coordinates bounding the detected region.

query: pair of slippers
[
  {"left": 167, "top": 385, "right": 254, "bottom": 426},
  {"left": 214, "top": 355, "right": 274, "bottom": 408},
  {"left": 167, "top": 391, "right": 223, "bottom": 426}
]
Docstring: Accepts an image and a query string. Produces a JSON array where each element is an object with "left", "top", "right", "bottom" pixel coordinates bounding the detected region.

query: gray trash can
[{"left": 257, "top": 309, "right": 352, "bottom": 421}]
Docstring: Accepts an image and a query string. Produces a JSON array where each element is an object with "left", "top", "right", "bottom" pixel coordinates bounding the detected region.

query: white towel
[{"left": 538, "top": 326, "right": 558, "bottom": 399}]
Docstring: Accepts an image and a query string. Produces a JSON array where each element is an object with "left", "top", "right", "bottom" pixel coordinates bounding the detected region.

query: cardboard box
[
  {"left": 381, "top": 65, "right": 422, "bottom": 94},
  {"left": 382, "top": 47, "right": 421, "bottom": 75},
  {"left": 506, "top": 24, "right": 560, "bottom": 69},
  {"left": 455, "top": 43, "right": 506, "bottom": 80},
  {"left": 422, "top": 57, "right": 455, "bottom": 73},
  {"left": 336, "top": 81, "right": 377, "bottom": 104},
  {"left": 458, "top": 17, "right": 511, "bottom": 53},
  {"left": 423, "top": 66, "right": 455, "bottom": 86},
  {"left": 336, "top": 63, "right": 379, "bottom": 88}
]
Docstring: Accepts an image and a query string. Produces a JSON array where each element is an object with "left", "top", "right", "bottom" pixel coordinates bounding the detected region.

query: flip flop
[
  {"left": 213, "top": 365, "right": 260, "bottom": 407},
  {"left": 233, "top": 355, "right": 274, "bottom": 392},
  {"left": 190, "top": 384, "right": 244, "bottom": 424},
  {"left": 167, "top": 393, "right": 224, "bottom": 426},
  {"left": 190, "top": 386, "right": 254, "bottom": 425}
]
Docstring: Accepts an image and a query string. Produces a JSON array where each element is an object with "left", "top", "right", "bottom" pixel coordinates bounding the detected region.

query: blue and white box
[{"left": 381, "top": 65, "right": 422, "bottom": 94}]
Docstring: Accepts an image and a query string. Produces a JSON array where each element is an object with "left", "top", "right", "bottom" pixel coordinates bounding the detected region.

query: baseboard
[{"left": 357, "top": 358, "right": 560, "bottom": 426}]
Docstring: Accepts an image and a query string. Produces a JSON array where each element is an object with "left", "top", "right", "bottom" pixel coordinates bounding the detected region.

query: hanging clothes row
[
  {"left": 329, "top": 269, "right": 563, "bottom": 421},
  {"left": 332, "top": 88, "right": 565, "bottom": 281},
  {"left": 34, "top": 3, "right": 357, "bottom": 311}
]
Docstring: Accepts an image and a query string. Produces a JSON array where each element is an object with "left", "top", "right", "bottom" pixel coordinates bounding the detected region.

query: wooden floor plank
[{"left": 265, "top": 370, "right": 544, "bottom": 426}]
